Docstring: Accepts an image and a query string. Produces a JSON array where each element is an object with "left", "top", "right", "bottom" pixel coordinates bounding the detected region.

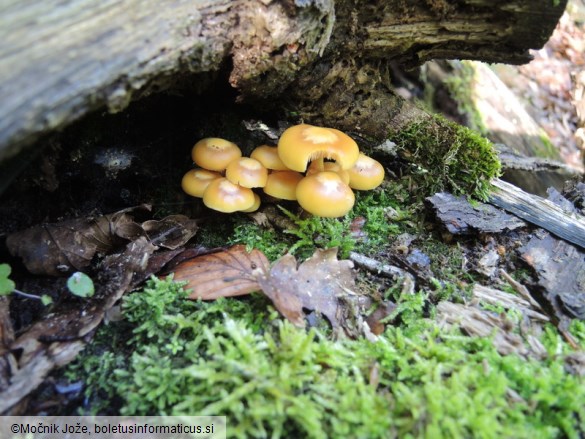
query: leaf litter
[
  {"left": 172, "top": 245, "right": 379, "bottom": 335},
  {"left": 1, "top": 206, "right": 198, "bottom": 414}
]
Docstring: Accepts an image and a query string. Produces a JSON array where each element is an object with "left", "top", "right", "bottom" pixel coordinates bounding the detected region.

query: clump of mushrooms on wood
[{"left": 181, "top": 124, "right": 385, "bottom": 217}]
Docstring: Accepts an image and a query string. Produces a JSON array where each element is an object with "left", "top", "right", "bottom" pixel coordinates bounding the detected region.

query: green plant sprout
[
  {"left": 67, "top": 272, "right": 95, "bottom": 298},
  {"left": 0, "top": 263, "right": 53, "bottom": 305}
]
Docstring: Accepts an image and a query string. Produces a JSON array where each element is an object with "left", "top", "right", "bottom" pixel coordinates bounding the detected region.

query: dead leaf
[
  {"left": 1, "top": 236, "right": 158, "bottom": 414},
  {"left": 256, "top": 254, "right": 306, "bottom": 327},
  {"left": 6, "top": 205, "right": 151, "bottom": 276},
  {"left": 141, "top": 215, "right": 198, "bottom": 249},
  {"left": 6, "top": 207, "right": 199, "bottom": 277},
  {"left": 174, "top": 246, "right": 360, "bottom": 331},
  {"left": 262, "top": 248, "right": 357, "bottom": 330},
  {"left": 172, "top": 245, "right": 270, "bottom": 300}
]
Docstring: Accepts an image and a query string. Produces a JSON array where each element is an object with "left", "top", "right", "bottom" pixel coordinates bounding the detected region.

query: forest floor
[{"left": 0, "top": 2, "right": 584, "bottom": 438}]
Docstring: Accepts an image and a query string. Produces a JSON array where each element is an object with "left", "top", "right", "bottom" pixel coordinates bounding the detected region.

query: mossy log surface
[{"left": 0, "top": 0, "right": 567, "bottom": 162}]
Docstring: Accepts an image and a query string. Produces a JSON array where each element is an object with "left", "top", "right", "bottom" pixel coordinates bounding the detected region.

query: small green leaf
[
  {"left": 67, "top": 272, "right": 95, "bottom": 298},
  {"left": 0, "top": 263, "right": 16, "bottom": 296},
  {"left": 41, "top": 294, "right": 54, "bottom": 306}
]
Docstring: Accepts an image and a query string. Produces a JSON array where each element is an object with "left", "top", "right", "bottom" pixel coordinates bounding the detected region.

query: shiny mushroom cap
[
  {"left": 241, "top": 193, "right": 261, "bottom": 213},
  {"left": 203, "top": 178, "right": 255, "bottom": 213},
  {"left": 347, "top": 153, "right": 385, "bottom": 190},
  {"left": 277, "top": 124, "right": 359, "bottom": 172},
  {"left": 181, "top": 168, "right": 222, "bottom": 197},
  {"left": 307, "top": 161, "right": 350, "bottom": 185},
  {"left": 192, "top": 138, "right": 242, "bottom": 171},
  {"left": 225, "top": 157, "right": 268, "bottom": 188},
  {"left": 263, "top": 171, "right": 304, "bottom": 200},
  {"left": 250, "top": 145, "right": 290, "bottom": 171},
  {"left": 296, "top": 171, "right": 355, "bottom": 217}
]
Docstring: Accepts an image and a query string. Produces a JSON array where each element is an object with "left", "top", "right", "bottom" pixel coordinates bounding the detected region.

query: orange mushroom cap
[
  {"left": 307, "top": 161, "right": 350, "bottom": 185},
  {"left": 225, "top": 157, "right": 268, "bottom": 188},
  {"left": 263, "top": 171, "right": 304, "bottom": 200},
  {"left": 347, "top": 153, "right": 385, "bottom": 190},
  {"left": 241, "top": 193, "right": 261, "bottom": 213},
  {"left": 296, "top": 171, "right": 355, "bottom": 217},
  {"left": 277, "top": 124, "right": 359, "bottom": 172},
  {"left": 181, "top": 168, "right": 222, "bottom": 197},
  {"left": 250, "top": 145, "right": 290, "bottom": 171},
  {"left": 192, "top": 138, "right": 242, "bottom": 171},
  {"left": 202, "top": 178, "right": 255, "bottom": 213}
]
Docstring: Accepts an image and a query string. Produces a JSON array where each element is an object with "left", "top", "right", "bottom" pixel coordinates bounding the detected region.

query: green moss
[
  {"left": 389, "top": 114, "right": 501, "bottom": 200},
  {"left": 444, "top": 61, "right": 488, "bottom": 135},
  {"left": 536, "top": 129, "right": 559, "bottom": 159},
  {"left": 66, "top": 277, "right": 585, "bottom": 438}
]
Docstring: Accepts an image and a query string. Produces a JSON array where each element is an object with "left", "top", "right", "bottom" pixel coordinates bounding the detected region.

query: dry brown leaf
[
  {"left": 173, "top": 246, "right": 360, "bottom": 331},
  {"left": 6, "top": 205, "right": 151, "bottom": 276},
  {"left": 1, "top": 237, "right": 157, "bottom": 414},
  {"left": 6, "top": 207, "right": 199, "bottom": 277},
  {"left": 256, "top": 254, "right": 306, "bottom": 327},
  {"left": 141, "top": 215, "right": 198, "bottom": 249},
  {"left": 172, "top": 245, "right": 270, "bottom": 300},
  {"left": 261, "top": 248, "right": 357, "bottom": 329}
]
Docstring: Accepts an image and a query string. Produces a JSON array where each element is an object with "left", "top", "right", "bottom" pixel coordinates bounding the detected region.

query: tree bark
[{"left": 0, "top": 0, "right": 567, "bottom": 162}]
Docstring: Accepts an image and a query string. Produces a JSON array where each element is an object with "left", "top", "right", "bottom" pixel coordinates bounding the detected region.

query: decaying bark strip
[{"left": 489, "top": 178, "right": 585, "bottom": 249}]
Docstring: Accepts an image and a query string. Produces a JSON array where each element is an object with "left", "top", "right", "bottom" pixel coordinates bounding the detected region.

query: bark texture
[{"left": 0, "top": 0, "right": 567, "bottom": 162}]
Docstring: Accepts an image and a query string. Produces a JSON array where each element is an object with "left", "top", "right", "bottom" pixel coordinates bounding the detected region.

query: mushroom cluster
[{"left": 181, "top": 124, "right": 385, "bottom": 217}]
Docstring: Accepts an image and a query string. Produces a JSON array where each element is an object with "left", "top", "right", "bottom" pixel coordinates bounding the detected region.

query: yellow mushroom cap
[
  {"left": 296, "top": 171, "right": 355, "bottom": 217},
  {"left": 250, "top": 145, "right": 290, "bottom": 171},
  {"left": 307, "top": 161, "right": 350, "bottom": 185},
  {"left": 225, "top": 157, "right": 268, "bottom": 188},
  {"left": 202, "top": 178, "right": 255, "bottom": 213},
  {"left": 277, "top": 124, "right": 359, "bottom": 172},
  {"left": 347, "top": 153, "right": 385, "bottom": 190},
  {"left": 192, "top": 138, "right": 242, "bottom": 171},
  {"left": 181, "top": 168, "right": 222, "bottom": 197},
  {"left": 263, "top": 171, "right": 304, "bottom": 200},
  {"left": 241, "top": 193, "right": 261, "bottom": 213}
]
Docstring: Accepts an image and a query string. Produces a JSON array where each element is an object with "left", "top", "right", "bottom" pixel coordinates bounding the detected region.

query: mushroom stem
[{"left": 314, "top": 157, "right": 325, "bottom": 172}]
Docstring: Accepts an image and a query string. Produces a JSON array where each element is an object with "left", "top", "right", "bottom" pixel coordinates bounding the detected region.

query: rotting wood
[
  {"left": 426, "top": 192, "right": 526, "bottom": 235},
  {"left": 520, "top": 232, "right": 585, "bottom": 316},
  {"left": 0, "top": 0, "right": 567, "bottom": 163},
  {"left": 489, "top": 178, "right": 585, "bottom": 249}
]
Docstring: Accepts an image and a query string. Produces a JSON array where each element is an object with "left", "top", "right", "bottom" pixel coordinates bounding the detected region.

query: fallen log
[{"left": 0, "top": 0, "right": 567, "bottom": 163}]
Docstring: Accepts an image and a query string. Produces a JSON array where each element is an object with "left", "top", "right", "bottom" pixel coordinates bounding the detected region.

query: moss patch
[
  {"left": 389, "top": 114, "right": 501, "bottom": 200},
  {"left": 66, "top": 277, "right": 585, "bottom": 438}
]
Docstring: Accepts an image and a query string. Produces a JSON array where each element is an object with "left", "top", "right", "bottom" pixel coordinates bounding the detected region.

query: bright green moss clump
[
  {"left": 390, "top": 115, "right": 501, "bottom": 200},
  {"left": 66, "top": 277, "right": 585, "bottom": 438}
]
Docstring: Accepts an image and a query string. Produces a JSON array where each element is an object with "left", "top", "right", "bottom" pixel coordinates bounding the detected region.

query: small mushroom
[
  {"left": 347, "top": 153, "right": 385, "bottom": 190},
  {"left": 263, "top": 170, "right": 304, "bottom": 200},
  {"left": 241, "top": 193, "right": 261, "bottom": 213},
  {"left": 250, "top": 145, "right": 290, "bottom": 171},
  {"left": 181, "top": 168, "right": 222, "bottom": 197},
  {"left": 277, "top": 124, "right": 359, "bottom": 172},
  {"left": 192, "top": 138, "right": 242, "bottom": 171},
  {"left": 202, "top": 177, "right": 255, "bottom": 213},
  {"left": 307, "top": 161, "right": 350, "bottom": 184},
  {"left": 225, "top": 157, "right": 268, "bottom": 188},
  {"left": 296, "top": 171, "right": 355, "bottom": 217}
]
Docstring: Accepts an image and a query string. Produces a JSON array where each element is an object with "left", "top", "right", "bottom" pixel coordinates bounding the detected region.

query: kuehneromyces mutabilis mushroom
[{"left": 181, "top": 124, "right": 385, "bottom": 217}]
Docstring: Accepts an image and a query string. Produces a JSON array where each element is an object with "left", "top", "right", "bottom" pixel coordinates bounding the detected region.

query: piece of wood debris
[
  {"left": 349, "top": 252, "right": 415, "bottom": 294},
  {"left": 489, "top": 178, "right": 585, "bottom": 249},
  {"left": 520, "top": 232, "right": 585, "bottom": 318},
  {"left": 426, "top": 192, "right": 526, "bottom": 235},
  {"left": 437, "top": 301, "right": 546, "bottom": 358},
  {"left": 472, "top": 284, "right": 549, "bottom": 322}
]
